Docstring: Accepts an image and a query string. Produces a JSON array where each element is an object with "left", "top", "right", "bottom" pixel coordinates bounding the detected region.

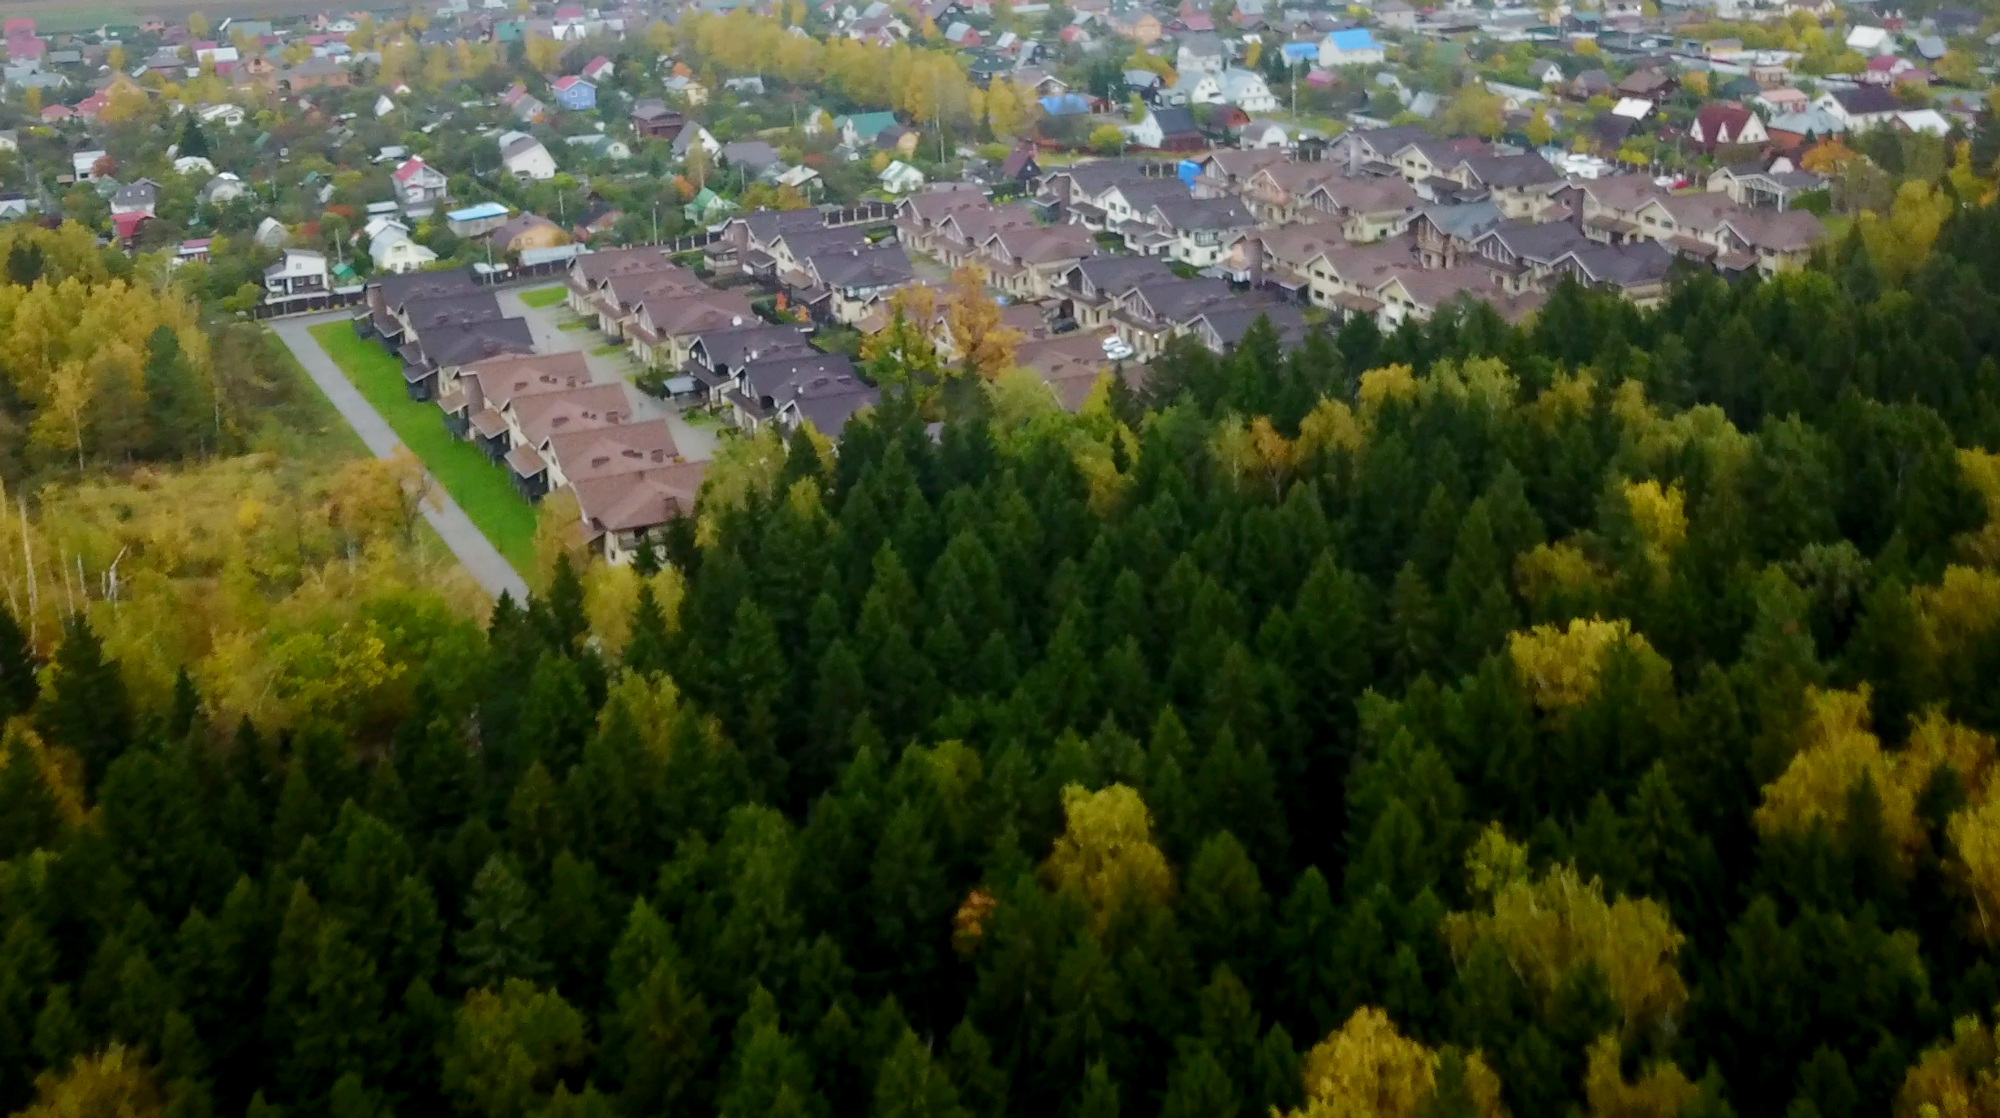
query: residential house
[
  {"left": 1706, "top": 163, "right": 1826, "bottom": 211},
  {"left": 447, "top": 201, "right": 512, "bottom": 238},
  {"left": 1176, "top": 32, "right": 1226, "bottom": 75},
  {"left": 1410, "top": 202, "right": 1505, "bottom": 268},
  {"left": 500, "top": 133, "right": 559, "bottom": 180},
  {"left": 1239, "top": 120, "right": 1290, "bottom": 149},
  {"left": 71, "top": 148, "right": 108, "bottom": 181},
  {"left": 1128, "top": 105, "right": 1204, "bottom": 150},
  {"left": 631, "top": 98, "right": 685, "bottom": 140},
  {"left": 685, "top": 323, "right": 820, "bottom": 405},
  {"left": 439, "top": 351, "right": 592, "bottom": 440},
  {"left": 795, "top": 241, "right": 916, "bottom": 325},
  {"left": 572, "top": 462, "right": 711, "bottom": 564},
  {"left": 719, "top": 140, "right": 783, "bottom": 179},
  {"left": 263, "top": 248, "right": 329, "bottom": 298},
  {"left": 500, "top": 82, "right": 546, "bottom": 122},
  {"left": 1053, "top": 254, "right": 1178, "bottom": 330},
  {"left": 368, "top": 221, "right": 438, "bottom": 273},
  {"left": 565, "top": 133, "right": 633, "bottom": 161},
  {"left": 564, "top": 247, "right": 676, "bottom": 317},
  {"left": 1375, "top": 267, "right": 1542, "bottom": 329},
  {"left": 1814, "top": 86, "right": 1901, "bottom": 131},
  {"left": 1688, "top": 102, "right": 1770, "bottom": 151},
  {"left": 983, "top": 223, "right": 1099, "bottom": 299},
  {"left": 110, "top": 178, "right": 158, "bottom": 216},
  {"left": 1220, "top": 219, "right": 1345, "bottom": 301},
  {"left": 393, "top": 156, "right": 449, "bottom": 217},
  {"left": 1212, "top": 68, "right": 1279, "bottom": 112},
  {"left": 1319, "top": 28, "right": 1384, "bottom": 67},
  {"left": 581, "top": 55, "right": 613, "bottom": 81},
  {"left": 880, "top": 160, "right": 926, "bottom": 193},
  {"left": 1570, "top": 69, "right": 1612, "bottom": 100},
  {"left": 1033, "top": 159, "right": 1158, "bottom": 224},
  {"left": 492, "top": 212, "right": 570, "bottom": 256},
  {"left": 838, "top": 111, "right": 901, "bottom": 149},
  {"left": 1305, "top": 175, "right": 1424, "bottom": 242},
  {"left": 672, "top": 124, "right": 721, "bottom": 161},
  {"left": 402, "top": 319, "right": 536, "bottom": 401},
  {"left": 929, "top": 203, "right": 1039, "bottom": 268},
  {"left": 626, "top": 283, "right": 758, "bottom": 366},
  {"left": 1449, "top": 152, "right": 1563, "bottom": 219},
  {"left": 199, "top": 173, "right": 248, "bottom": 206},
  {"left": 551, "top": 74, "right": 596, "bottom": 110},
  {"left": 1014, "top": 332, "right": 1122, "bottom": 410},
  {"left": 1616, "top": 67, "right": 1675, "bottom": 103},
  {"left": 726, "top": 353, "right": 877, "bottom": 436},
  {"left": 894, "top": 185, "right": 991, "bottom": 254}
]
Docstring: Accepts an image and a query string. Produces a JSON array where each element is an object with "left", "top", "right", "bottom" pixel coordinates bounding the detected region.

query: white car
[{"left": 1101, "top": 336, "right": 1135, "bottom": 361}]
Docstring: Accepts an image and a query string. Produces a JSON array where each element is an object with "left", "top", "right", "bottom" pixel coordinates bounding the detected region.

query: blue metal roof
[
  {"left": 448, "top": 201, "right": 511, "bottom": 221},
  {"left": 1324, "top": 28, "right": 1379, "bottom": 50}
]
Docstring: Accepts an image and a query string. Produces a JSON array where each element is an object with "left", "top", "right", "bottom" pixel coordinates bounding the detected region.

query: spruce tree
[
  {"left": 455, "top": 856, "right": 548, "bottom": 988},
  {"left": 37, "top": 614, "right": 132, "bottom": 789},
  {"left": 0, "top": 603, "right": 37, "bottom": 721}
]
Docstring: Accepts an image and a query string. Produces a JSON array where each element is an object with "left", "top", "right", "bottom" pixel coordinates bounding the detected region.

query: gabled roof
[{"left": 1830, "top": 86, "right": 1900, "bottom": 115}]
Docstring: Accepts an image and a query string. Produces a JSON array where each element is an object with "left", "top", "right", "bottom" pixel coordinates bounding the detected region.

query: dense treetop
[{"left": 12, "top": 211, "right": 2000, "bottom": 1118}]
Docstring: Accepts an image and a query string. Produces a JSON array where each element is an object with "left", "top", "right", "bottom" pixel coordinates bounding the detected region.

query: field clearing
[{"left": 0, "top": 0, "right": 325, "bottom": 29}]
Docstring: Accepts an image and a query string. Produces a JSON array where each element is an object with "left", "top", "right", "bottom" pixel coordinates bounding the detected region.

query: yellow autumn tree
[
  {"left": 1859, "top": 180, "right": 1953, "bottom": 285},
  {"left": 1444, "top": 829, "right": 1688, "bottom": 1041},
  {"left": 1580, "top": 1035, "right": 1699, "bottom": 1118},
  {"left": 1506, "top": 618, "right": 1654, "bottom": 713},
  {"left": 1752, "top": 689, "right": 2000, "bottom": 872},
  {"left": 1621, "top": 478, "right": 1687, "bottom": 568},
  {"left": 16, "top": 1046, "right": 162, "bottom": 1118},
  {"left": 943, "top": 265, "right": 1021, "bottom": 380},
  {"left": 1958, "top": 451, "right": 2000, "bottom": 567},
  {"left": 1895, "top": 1013, "right": 2000, "bottom": 1118},
  {"left": 1042, "top": 783, "right": 1174, "bottom": 928},
  {"left": 1283, "top": 1007, "right": 1507, "bottom": 1118}
]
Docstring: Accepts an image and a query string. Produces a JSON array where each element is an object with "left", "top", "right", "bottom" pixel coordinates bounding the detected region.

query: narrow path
[{"left": 269, "top": 312, "right": 533, "bottom": 605}]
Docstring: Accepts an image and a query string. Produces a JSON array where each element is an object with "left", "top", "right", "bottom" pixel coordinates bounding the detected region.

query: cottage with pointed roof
[{"left": 1689, "top": 102, "right": 1770, "bottom": 151}]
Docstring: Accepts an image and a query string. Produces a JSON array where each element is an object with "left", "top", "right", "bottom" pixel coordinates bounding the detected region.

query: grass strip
[{"left": 308, "top": 321, "right": 538, "bottom": 575}]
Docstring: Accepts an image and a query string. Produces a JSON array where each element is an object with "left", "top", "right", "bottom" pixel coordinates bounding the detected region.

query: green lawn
[
  {"left": 590, "top": 342, "right": 625, "bottom": 356},
  {"left": 516, "top": 285, "right": 568, "bottom": 309},
  {"left": 308, "top": 322, "right": 538, "bottom": 575}
]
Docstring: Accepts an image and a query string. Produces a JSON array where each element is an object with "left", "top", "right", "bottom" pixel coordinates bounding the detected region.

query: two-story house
[
  {"left": 263, "top": 248, "right": 328, "bottom": 299},
  {"left": 551, "top": 74, "right": 595, "bottom": 111},
  {"left": 393, "top": 156, "right": 449, "bottom": 217}
]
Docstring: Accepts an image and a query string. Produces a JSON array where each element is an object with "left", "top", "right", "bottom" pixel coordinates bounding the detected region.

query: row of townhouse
[
  {"left": 894, "top": 189, "right": 1101, "bottom": 300},
  {"left": 566, "top": 246, "right": 881, "bottom": 439},
  {"left": 356, "top": 266, "right": 706, "bottom": 565},
  {"left": 1050, "top": 253, "right": 1308, "bottom": 362}
]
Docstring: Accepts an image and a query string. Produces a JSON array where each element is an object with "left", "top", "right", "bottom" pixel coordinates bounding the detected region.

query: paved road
[
  {"left": 497, "top": 286, "right": 721, "bottom": 461},
  {"left": 269, "top": 313, "right": 533, "bottom": 604}
]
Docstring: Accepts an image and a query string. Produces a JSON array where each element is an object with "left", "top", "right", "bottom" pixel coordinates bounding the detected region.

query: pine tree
[
  {"left": 143, "top": 325, "right": 210, "bottom": 459},
  {"left": 37, "top": 614, "right": 133, "bottom": 789},
  {"left": 0, "top": 732, "right": 60, "bottom": 860},
  {"left": 624, "top": 581, "right": 672, "bottom": 678},
  {"left": 0, "top": 603, "right": 38, "bottom": 721},
  {"left": 874, "top": 1028, "right": 970, "bottom": 1118},
  {"left": 456, "top": 856, "right": 548, "bottom": 988}
]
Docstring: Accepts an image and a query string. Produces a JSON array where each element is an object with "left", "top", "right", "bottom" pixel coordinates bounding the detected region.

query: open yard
[
  {"left": 516, "top": 285, "right": 569, "bottom": 309},
  {"left": 307, "top": 322, "right": 538, "bottom": 576}
]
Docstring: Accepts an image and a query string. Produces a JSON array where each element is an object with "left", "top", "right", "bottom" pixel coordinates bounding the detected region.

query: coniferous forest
[{"left": 19, "top": 211, "right": 2000, "bottom": 1118}]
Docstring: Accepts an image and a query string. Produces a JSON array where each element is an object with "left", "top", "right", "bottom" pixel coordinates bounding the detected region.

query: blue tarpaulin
[
  {"left": 1038, "top": 93, "right": 1092, "bottom": 116},
  {"left": 1177, "top": 159, "right": 1200, "bottom": 186}
]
